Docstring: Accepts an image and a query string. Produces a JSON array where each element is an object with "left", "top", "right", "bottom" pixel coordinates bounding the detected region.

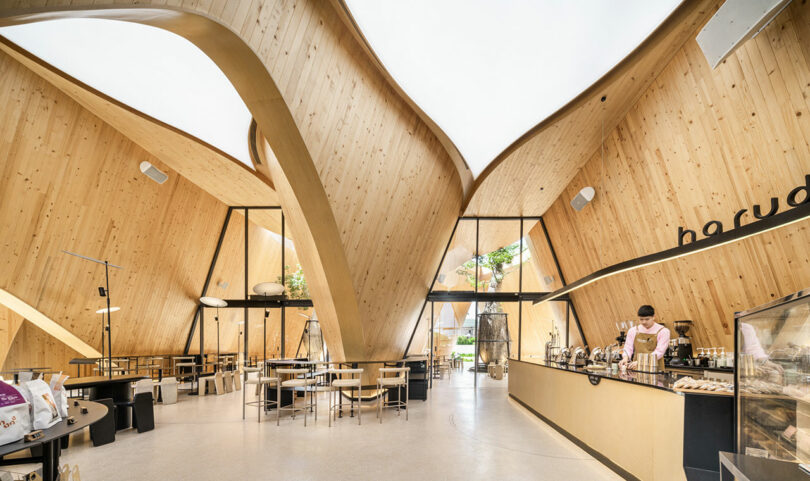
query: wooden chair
[{"left": 199, "top": 372, "right": 223, "bottom": 396}]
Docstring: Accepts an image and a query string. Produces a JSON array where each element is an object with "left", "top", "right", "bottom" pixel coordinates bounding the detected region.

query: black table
[
  {"left": 0, "top": 400, "right": 106, "bottom": 481},
  {"left": 719, "top": 452, "right": 808, "bottom": 481},
  {"left": 64, "top": 375, "right": 147, "bottom": 430}
]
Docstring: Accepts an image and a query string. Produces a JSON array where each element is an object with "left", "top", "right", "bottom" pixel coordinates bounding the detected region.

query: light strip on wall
[
  {"left": 534, "top": 202, "right": 810, "bottom": 306},
  {"left": 0, "top": 288, "right": 102, "bottom": 358}
]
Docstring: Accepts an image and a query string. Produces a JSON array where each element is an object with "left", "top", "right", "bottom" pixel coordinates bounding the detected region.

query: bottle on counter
[
  {"left": 696, "top": 348, "right": 705, "bottom": 367},
  {"left": 708, "top": 348, "right": 717, "bottom": 368},
  {"left": 717, "top": 348, "right": 726, "bottom": 368}
]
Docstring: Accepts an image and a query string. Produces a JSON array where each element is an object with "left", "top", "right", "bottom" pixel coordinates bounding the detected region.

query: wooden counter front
[{"left": 508, "top": 359, "right": 686, "bottom": 481}]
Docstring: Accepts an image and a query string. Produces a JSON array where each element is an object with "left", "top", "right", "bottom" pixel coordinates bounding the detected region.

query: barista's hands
[
  {"left": 619, "top": 358, "right": 628, "bottom": 369},
  {"left": 628, "top": 361, "right": 638, "bottom": 370}
]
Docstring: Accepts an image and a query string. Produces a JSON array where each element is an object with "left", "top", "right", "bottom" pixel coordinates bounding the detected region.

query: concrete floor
[{"left": 32, "top": 369, "right": 621, "bottom": 480}]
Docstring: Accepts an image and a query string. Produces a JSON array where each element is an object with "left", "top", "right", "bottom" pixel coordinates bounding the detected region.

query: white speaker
[
  {"left": 139, "top": 161, "right": 168, "bottom": 184},
  {"left": 570, "top": 186, "right": 595, "bottom": 212},
  {"left": 696, "top": 0, "right": 791, "bottom": 69}
]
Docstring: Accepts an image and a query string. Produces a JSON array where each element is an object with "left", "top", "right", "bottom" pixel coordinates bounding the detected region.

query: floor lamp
[
  {"left": 200, "top": 297, "right": 227, "bottom": 371},
  {"left": 64, "top": 250, "right": 122, "bottom": 380},
  {"left": 95, "top": 306, "right": 120, "bottom": 376},
  {"left": 252, "top": 282, "right": 285, "bottom": 369}
]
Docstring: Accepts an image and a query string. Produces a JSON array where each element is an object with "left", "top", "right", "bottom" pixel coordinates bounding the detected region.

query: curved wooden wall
[
  {"left": 537, "top": 1, "right": 810, "bottom": 350},
  {"left": 463, "top": 0, "right": 716, "bottom": 217},
  {"left": 0, "top": 50, "right": 293, "bottom": 372},
  {"left": 0, "top": 1, "right": 462, "bottom": 361},
  {"left": 0, "top": 38, "right": 284, "bottom": 234}
]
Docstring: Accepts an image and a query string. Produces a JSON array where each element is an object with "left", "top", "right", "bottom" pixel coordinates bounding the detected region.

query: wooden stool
[
  {"left": 199, "top": 372, "right": 223, "bottom": 395},
  {"left": 222, "top": 371, "right": 234, "bottom": 392}
]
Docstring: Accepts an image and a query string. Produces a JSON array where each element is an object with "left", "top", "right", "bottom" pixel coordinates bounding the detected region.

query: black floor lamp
[
  {"left": 252, "top": 282, "right": 285, "bottom": 368},
  {"left": 64, "top": 250, "right": 122, "bottom": 380},
  {"left": 200, "top": 296, "right": 227, "bottom": 370}
]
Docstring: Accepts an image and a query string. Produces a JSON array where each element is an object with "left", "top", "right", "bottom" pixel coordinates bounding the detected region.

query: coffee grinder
[{"left": 673, "top": 320, "right": 694, "bottom": 361}]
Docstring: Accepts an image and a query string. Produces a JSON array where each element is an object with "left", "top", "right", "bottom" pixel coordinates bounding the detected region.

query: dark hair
[{"left": 638, "top": 305, "right": 655, "bottom": 317}]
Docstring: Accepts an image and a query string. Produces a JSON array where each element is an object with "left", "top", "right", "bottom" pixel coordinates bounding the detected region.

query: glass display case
[{"left": 736, "top": 288, "right": 810, "bottom": 463}]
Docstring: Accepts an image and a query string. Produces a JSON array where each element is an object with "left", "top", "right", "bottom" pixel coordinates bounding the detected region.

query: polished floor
[{"left": 40, "top": 368, "right": 620, "bottom": 480}]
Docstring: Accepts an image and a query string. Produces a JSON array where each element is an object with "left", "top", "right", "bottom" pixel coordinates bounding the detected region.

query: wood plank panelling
[
  {"left": 0, "top": 306, "right": 24, "bottom": 368},
  {"left": 463, "top": 0, "right": 716, "bottom": 217},
  {"left": 0, "top": 38, "right": 284, "bottom": 234},
  {"left": 4, "top": 322, "right": 82, "bottom": 374},
  {"left": 0, "top": 51, "right": 294, "bottom": 372},
  {"left": 0, "top": 1, "right": 463, "bottom": 361},
  {"left": 537, "top": 1, "right": 810, "bottom": 351}
]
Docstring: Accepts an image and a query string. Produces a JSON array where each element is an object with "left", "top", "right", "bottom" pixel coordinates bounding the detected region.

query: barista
[{"left": 619, "top": 305, "right": 671, "bottom": 372}]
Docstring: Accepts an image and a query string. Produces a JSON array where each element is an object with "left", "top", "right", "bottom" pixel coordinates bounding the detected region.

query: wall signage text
[{"left": 678, "top": 175, "right": 810, "bottom": 247}]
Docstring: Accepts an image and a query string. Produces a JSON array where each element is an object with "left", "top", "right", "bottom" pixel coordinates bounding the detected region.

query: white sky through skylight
[
  {"left": 346, "top": 0, "right": 682, "bottom": 177},
  {"left": 0, "top": 19, "right": 253, "bottom": 168}
]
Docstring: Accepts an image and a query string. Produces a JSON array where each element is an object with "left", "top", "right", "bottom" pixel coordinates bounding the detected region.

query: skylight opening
[
  {"left": 0, "top": 18, "right": 253, "bottom": 169},
  {"left": 346, "top": 0, "right": 682, "bottom": 177}
]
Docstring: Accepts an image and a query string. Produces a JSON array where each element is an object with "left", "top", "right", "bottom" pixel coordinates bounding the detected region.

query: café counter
[{"left": 508, "top": 359, "right": 733, "bottom": 481}]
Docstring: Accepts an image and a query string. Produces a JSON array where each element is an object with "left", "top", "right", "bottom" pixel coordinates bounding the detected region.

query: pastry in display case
[{"left": 736, "top": 288, "right": 810, "bottom": 462}]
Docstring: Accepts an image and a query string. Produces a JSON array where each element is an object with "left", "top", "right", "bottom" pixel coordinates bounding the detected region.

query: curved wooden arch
[
  {"left": 329, "top": 0, "right": 473, "bottom": 196},
  {"left": 0, "top": 4, "right": 364, "bottom": 360},
  {"left": 1, "top": 1, "right": 463, "bottom": 362}
]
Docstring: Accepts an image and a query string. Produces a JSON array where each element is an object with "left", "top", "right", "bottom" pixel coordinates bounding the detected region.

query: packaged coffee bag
[
  {"left": 49, "top": 373, "right": 69, "bottom": 419},
  {"left": 0, "top": 382, "right": 30, "bottom": 445},
  {"left": 26, "top": 380, "right": 61, "bottom": 430}
]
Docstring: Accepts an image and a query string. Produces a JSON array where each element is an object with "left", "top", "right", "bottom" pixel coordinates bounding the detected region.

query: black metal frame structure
[
  {"left": 183, "top": 206, "right": 312, "bottom": 369},
  {"left": 403, "top": 215, "right": 588, "bottom": 389}
]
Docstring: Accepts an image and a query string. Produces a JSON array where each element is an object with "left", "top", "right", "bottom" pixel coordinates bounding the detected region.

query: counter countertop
[{"left": 511, "top": 359, "right": 701, "bottom": 394}]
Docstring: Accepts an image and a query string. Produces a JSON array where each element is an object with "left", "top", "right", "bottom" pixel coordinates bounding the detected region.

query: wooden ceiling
[
  {"left": 0, "top": 38, "right": 283, "bottom": 235},
  {"left": 0, "top": 1, "right": 462, "bottom": 362},
  {"left": 0, "top": 49, "right": 294, "bottom": 372},
  {"left": 537, "top": 0, "right": 810, "bottom": 351},
  {"left": 463, "top": 0, "right": 717, "bottom": 216},
  {"left": 5, "top": 0, "right": 799, "bottom": 367}
]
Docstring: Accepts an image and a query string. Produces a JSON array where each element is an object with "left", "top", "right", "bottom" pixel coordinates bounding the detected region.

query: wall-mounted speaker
[
  {"left": 570, "top": 186, "right": 595, "bottom": 212},
  {"left": 697, "top": 0, "right": 792, "bottom": 69},
  {"left": 139, "top": 161, "right": 168, "bottom": 184}
]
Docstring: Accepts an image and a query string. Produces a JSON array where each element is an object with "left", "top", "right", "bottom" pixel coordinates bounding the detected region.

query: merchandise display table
[{"left": 0, "top": 400, "right": 106, "bottom": 481}]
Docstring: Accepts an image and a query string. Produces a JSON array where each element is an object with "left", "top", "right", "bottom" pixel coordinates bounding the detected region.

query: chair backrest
[
  {"left": 134, "top": 379, "right": 153, "bottom": 394},
  {"left": 276, "top": 368, "right": 309, "bottom": 375},
  {"left": 379, "top": 366, "right": 409, "bottom": 380},
  {"left": 160, "top": 377, "right": 177, "bottom": 386},
  {"left": 329, "top": 368, "right": 364, "bottom": 375}
]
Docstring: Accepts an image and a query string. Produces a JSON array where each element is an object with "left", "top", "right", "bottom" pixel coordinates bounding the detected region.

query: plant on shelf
[
  {"left": 457, "top": 335, "right": 476, "bottom": 345},
  {"left": 277, "top": 264, "right": 309, "bottom": 308}
]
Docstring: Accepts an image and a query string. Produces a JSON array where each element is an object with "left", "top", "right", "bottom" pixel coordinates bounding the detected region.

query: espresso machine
[{"left": 673, "top": 320, "right": 694, "bottom": 362}]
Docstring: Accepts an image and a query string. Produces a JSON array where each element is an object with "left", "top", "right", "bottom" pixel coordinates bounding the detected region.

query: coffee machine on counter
[{"left": 670, "top": 320, "right": 694, "bottom": 364}]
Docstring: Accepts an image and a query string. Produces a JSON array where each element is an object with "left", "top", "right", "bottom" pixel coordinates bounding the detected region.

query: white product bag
[
  {"left": 26, "top": 380, "right": 61, "bottom": 430},
  {"left": 49, "top": 374, "right": 70, "bottom": 419},
  {"left": 0, "top": 382, "right": 30, "bottom": 446}
]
